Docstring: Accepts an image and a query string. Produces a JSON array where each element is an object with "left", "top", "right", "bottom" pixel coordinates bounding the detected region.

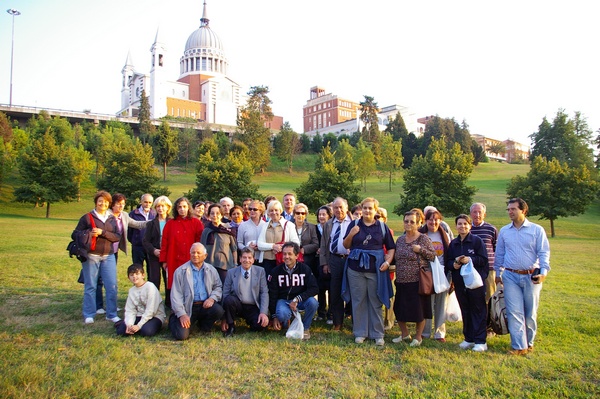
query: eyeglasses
[
  {"left": 295, "top": 212, "right": 306, "bottom": 215},
  {"left": 404, "top": 220, "right": 416, "bottom": 224},
  {"left": 362, "top": 234, "right": 372, "bottom": 245},
  {"left": 248, "top": 208, "right": 259, "bottom": 211}
]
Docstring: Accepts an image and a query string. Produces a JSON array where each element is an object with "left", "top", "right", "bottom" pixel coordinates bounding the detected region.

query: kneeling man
[
  {"left": 169, "top": 243, "right": 224, "bottom": 340},
  {"left": 221, "top": 248, "right": 270, "bottom": 336}
]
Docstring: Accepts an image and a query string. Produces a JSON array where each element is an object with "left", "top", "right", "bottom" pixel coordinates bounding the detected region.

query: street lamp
[{"left": 7, "top": 8, "right": 21, "bottom": 107}]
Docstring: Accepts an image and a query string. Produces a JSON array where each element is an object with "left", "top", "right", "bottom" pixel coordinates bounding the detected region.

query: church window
[
  {"left": 159, "top": 54, "right": 163, "bottom": 67},
  {"left": 202, "top": 57, "right": 207, "bottom": 70},
  {"left": 196, "top": 58, "right": 201, "bottom": 70}
]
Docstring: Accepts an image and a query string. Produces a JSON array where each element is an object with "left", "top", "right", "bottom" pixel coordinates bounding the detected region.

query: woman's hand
[
  {"left": 272, "top": 243, "right": 282, "bottom": 253},
  {"left": 348, "top": 225, "right": 360, "bottom": 237},
  {"left": 379, "top": 261, "right": 390, "bottom": 272},
  {"left": 412, "top": 244, "right": 421, "bottom": 254}
]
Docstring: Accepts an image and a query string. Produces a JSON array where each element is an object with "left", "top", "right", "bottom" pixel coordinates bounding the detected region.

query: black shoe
[{"left": 224, "top": 326, "right": 235, "bottom": 337}]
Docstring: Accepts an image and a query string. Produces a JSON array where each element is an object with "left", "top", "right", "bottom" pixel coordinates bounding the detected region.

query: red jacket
[{"left": 159, "top": 216, "right": 204, "bottom": 289}]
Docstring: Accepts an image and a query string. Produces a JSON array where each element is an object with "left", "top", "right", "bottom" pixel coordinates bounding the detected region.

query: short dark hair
[
  {"left": 282, "top": 241, "right": 300, "bottom": 255},
  {"left": 207, "top": 203, "right": 223, "bottom": 216},
  {"left": 111, "top": 193, "right": 126, "bottom": 207},
  {"left": 240, "top": 247, "right": 255, "bottom": 258},
  {"left": 508, "top": 197, "right": 528, "bottom": 215},
  {"left": 127, "top": 263, "right": 145, "bottom": 275},
  {"left": 193, "top": 200, "right": 205, "bottom": 208},
  {"left": 455, "top": 214, "right": 472, "bottom": 225}
]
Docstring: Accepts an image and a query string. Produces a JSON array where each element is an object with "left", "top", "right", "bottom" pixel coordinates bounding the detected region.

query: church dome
[{"left": 185, "top": 25, "right": 223, "bottom": 52}]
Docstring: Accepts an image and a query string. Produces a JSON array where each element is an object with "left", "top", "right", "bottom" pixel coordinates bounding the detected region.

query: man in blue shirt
[{"left": 495, "top": 198, "right": 550, "bottom": 355}]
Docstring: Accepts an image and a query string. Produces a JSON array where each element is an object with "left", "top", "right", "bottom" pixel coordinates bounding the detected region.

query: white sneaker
[
  {"left": 392, "top": 335, "right": 411, "bottom": 343},
  {"left": 326, "top": 319, "right": 333, "bottom": 325},
  {"left": 459, "top": 340, "right": 475, "bottom": 350},
  {"left": 84, "top": 317, "right": 94, "bottom": 324},
  {"left": 375, "top": 338, "right": 385, "bottom": 346},
  {"left": 409, "top": 339, "right": 422, "bottom": 347},
  {"left": 107, "top": 316, "right": 121, "bottom": 323},
  {"left": 95, "top": 309, "right": 106, "bottom": 315},
  {"left": 355, "top": 337, "right": 366, "bottom": 344},
  {"left": 472, "top": 343, "right": 488, "bottom": 352}
]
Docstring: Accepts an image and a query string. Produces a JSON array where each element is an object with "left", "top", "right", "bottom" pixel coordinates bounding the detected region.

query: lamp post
[{"left": 7, "top": 8, "right": 21, "bottom": 107}]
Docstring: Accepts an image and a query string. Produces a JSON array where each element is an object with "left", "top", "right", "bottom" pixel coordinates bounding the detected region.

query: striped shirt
[{"left": 471, "top": 221, "right": 498, "bottom": 270}]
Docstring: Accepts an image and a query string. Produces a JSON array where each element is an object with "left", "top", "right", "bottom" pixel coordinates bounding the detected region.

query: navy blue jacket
[{"left": 445, "top": 232, "right": 489, "bottom": 286}]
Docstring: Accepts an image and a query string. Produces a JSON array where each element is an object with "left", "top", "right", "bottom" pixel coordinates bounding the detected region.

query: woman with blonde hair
[
  {"left": 142, "top": 195, "right": 173, "bottom": 300},
  {"left": 257, "top": 200, "right": 299, "bottom": 276}
]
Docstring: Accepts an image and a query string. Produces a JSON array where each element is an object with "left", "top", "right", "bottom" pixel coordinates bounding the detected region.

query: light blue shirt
[
  {"left": 495, "top": 218, "right": 550, "bottom": 276},
  {"left": 192, "top": 263, "right": 209, "bottom": 301}
]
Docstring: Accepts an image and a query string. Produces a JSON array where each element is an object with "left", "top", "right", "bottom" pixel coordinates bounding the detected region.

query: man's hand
[
  {"left": 203, "top": 298, "right": 215, "bottom": 308},
  {"left": 272, "top": 318, "right": 282, "bottom": 331},
  {"left": 532, "top": 274, "right": 546, "bottom": 284},
  {"left": 322, "top": 265, "right": 330, "bottom": 274},
  {"left": 179, "top": 314, "right": 191, "bottom": 329},
  {"left": 495, "top": 277, "right": 502, "bottom": 285},
  {"left": 258, "top": 313, "right": 269, "bottom": 327},
  {"left": 289, "top": 300, "right": 298, "bottom": 312}
]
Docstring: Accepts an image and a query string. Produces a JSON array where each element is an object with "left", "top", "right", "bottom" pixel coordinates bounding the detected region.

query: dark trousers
[
  {"left": 131, "top": 245, "right": 148, "bottom": 268},
  {"left": 262, "top": 259, "right": 277, "bottom": 278},
  {"left": 169, "top": 303, "right": 225, "bottom": 340},
  {"left": 222, "top": 296, "right": 264, "bottom": 331},
  {"left": 328, "top": 255, "right": 346, "bottom": 326},
  {"left": 115, "top": 316, "right": 163, "bottom": 337},
  {"left": 455, "top": 283, "right": 488, "bottom": 344}
]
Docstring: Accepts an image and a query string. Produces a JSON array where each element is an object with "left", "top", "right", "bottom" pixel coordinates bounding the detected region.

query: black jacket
[
  {"left": 445, "top": 232, "right": 489, "bottom": 286},
  {"left": 268, "top": 261, "right": 318, "bottom": 315}
]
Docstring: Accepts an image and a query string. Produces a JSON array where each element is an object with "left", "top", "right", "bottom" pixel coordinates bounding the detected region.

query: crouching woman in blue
[
  {"left": 342, "top": 197, "right": 395, "bottom": 346},
  {"left": 445, "top": 214, "right": 489, "bottom": 352}
]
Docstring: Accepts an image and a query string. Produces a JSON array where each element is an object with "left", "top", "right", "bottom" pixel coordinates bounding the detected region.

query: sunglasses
[
  {"left": 295, "top": 212, "right": 306, "bottom": 215},
  {"left": 248, "top": 208, "right": 259, "bottom": 211}
]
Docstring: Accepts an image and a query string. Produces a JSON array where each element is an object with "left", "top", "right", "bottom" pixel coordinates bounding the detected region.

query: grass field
[{"left": 0, "top": 160, "right": 599, "bottom": 398}]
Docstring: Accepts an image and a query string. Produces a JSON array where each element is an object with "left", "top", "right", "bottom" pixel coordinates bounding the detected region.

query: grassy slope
[{"left": 0, "top": 159, "right": 599, "bottom": 398}]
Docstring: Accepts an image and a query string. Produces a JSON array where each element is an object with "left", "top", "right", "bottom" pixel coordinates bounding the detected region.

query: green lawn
[{"left": 0, "top": 160, "right": 599, "bottom": 398}]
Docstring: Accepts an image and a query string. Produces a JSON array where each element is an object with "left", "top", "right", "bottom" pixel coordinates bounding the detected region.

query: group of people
[{"left": 74, "top": 191, "right": 550, "bottom": 354}]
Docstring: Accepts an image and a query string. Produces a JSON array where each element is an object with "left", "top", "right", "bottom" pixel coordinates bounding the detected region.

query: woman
[
  {"left": 142, "top": 195, "right": 173, "bottom": 299},
  {"left": 257, "top": 200, "right": 299, "bottom": 276},
  {"left": 237, "top": 200, "right": 266, "bottom": 260},
  {"left": 445, "top": 214, "right": 489, "bottom": 352},
  {"left": 342, "top": 197, "right": 395, "bottom": 346},
  {"left": 75, "top": 190, "right": 121, "bottom": 324},
  {"left": 316, "top": 205, "right": 333, "bottom": 322},
  {"left": 293, "top": 203, "right": 319, "bottom": 270},
  {"left": 419, "top": 208, "right": 453, "bottom": 342},
  {"left": 192, "top": 200, "right": 205, "bottom": 221},
  {"left": 109, "top": 193, "right": 148, "bottom": 261},
  {"left": 200, "top": 203, "right": 238, "bottom": 283},
  {"left": 228, "top": 205, "right": 244, "bottom": 239},
  {"left": 159, "top": 197, "right": 204, "bottom": 306},
  {"left": 393, "top": 210, "right": 436, "bottom": 347}
]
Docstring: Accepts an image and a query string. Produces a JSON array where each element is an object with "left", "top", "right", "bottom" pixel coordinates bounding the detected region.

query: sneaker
[
  {"left": 459, "top": 340, "right": 475, "bottom": 350},
  {"left": 375, "top": 338, "right": 385, "bottom": 346},
  {"left": 95, "top": 308, "right": 106, "bottom": 315},
  {"left": 106, "top": 316, "right": 121, "bottom": 323},
  {"left": 392, "top": 335, "right": 412, "bottom": 344},
  {"left": 355, "top": 336, "right": 366, "bottom": 344},
  {"left": 472, "top": 343, "right": 488, "bottom": 352},
  {"left": 84, "top": 317, "right": 94, "bottom": 324},
  {"left": 303, "top": 331, "right": 311, "bottom": 340},
  {"left": 117, "top": 307, "right": 122, "bottom": 312},
  {"left": 409, "top": 339, "right": 422, "bottom": 347},
  {"left": 326, "top": 319, "right": 334, "bottom": 325}
]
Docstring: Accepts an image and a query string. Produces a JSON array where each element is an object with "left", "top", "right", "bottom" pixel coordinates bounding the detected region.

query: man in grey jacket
[{"left": 169, "top": 243, "right": 224, "bottom": 340}]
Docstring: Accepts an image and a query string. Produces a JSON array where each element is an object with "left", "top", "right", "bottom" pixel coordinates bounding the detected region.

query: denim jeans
[
  {"left": 275, "top": 297, "right": 318, "bottom": 331},
  {"left": 82, "top": 253, "right": 118, "bottom": 319},
  {"left": 503, "top": 270, "right": 542, "bottom": 350}
]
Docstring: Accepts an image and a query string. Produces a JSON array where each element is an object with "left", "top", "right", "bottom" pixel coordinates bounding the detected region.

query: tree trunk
[
  {"left": 550, "top": 218, "right": 555, "bottom": 238},
  {"left": 163, "top": 162, "right": 167, "bottom": 182},
  {"left": 388, "top": 172, "right": 392, "bottom": 192},
  {"left": 46, "top": 202, "right": 51, "bottom": 219}
]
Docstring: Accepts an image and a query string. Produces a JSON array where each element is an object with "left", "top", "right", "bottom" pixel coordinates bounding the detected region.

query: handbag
[
  {"left": 67, "top": 213, "right": 97, "bottom": 263},
  {"left": 460, "top": 258, "right": 484, "bottom": 289},
  {"left": 274, "top": 221, "right": 288, "bottom": 264},
  {"left": 431, "top": 257, "right": 450, "bottom": 294},
  {"left": 285, "top": 310, "right": 304, "bottom": 339},
  {"left": 418, "top": 262, "right": 434, "bottom": 295},
  {"left": 445, "top": 291, "right": 462, "bottom": 322}
]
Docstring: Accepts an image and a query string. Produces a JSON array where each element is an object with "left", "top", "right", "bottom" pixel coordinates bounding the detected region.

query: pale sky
[{"left": 1, "top": 0, "right": 598, "bottom": 145}]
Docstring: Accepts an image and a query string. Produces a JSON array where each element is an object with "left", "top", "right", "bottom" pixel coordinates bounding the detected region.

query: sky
[{"left": 1, "top": 0, "right": 598, "bottom": 145}]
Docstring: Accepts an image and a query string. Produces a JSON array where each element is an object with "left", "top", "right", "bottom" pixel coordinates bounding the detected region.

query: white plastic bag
[
  {"left": 445, "top": 291, "right": 462, "bottom": 322},
  {"left": 285, "top": 310, "right": 304, "bottom": 339},
  {"left": 460, "top": 258, "right": 483, "bottom": 289},
  {"left": 431, "top": 257, "right": 450, "bottom": 294}
]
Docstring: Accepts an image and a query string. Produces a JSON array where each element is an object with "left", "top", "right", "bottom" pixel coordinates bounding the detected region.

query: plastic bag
[
  {"left": 460, "top": 258, "right": 483, "bottom": 289},
  {"left": 445, "top": 291, "right": 462, "bottom": 322},
  {"left": 285, "top": 310, "right": 304, "bottom": 339},
  {"left": 431, "top": 257, "right": 450, "bottom": 294}
]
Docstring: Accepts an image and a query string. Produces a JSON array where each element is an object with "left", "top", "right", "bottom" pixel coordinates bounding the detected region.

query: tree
[
  {"left": 178, "top": 126, "right": 198, "bottom": 171},
  {"left": 488, "top": 142, "right": 506, "bottom": 157},
  {"left": 507, "top": 156, "right": 599, "bottom": 237},
  {"left": 311, "top": 132, "right": 323, "bottom": 153},
  {"left": 322, "top": 132, "right": 338, "bottom": 151},
  {"left": 97, "top": 140, "right": 170, "bottom": 209},
  {"left": 153, "top": 120, "right": 179, "bottom": 181},
  {"left": 300, "top": 133, "right": 311, "bottom": 153},
  {"left": 360, "top": 95, "right": 380, "bottom": 143},
  {"left": 236, "top": 86, "right": 273, "bottom": 173},
  {"left": 295, "top": 144, "right": 361, "bottom": 211},
  {"left": 27, "top": 111, "right": 75, "bottom": 145},
  {"left": 274, "top": 122, "right": 301, "bottom": 172},
  {"left": 245, "top": 85, "right": 273, "bottom": 121},
  {"left": 385, "top": 112, "right": 409, "bottom": 142},
  {"left": 188, "top": 138, "right": 261, "bottom": 204},
  {"left": 335, "top": 139, "right": 358, "bottom": 182},
  {"left": 394, "top": 138, "right": 476, "bottom": 217},
  {"left": 138, "top": 90, "right": 155, "bottom": 144},
  {"left": 595, "top": 129, "right": 600, "bottom": 170},
  {"left": 353, "top": 139, "right": 375, "bottom": 191},
  {"left": 15, "top": 132, "right": 79, "bottom": 218},
  {"left": 71, "top": 145, "right": 94, "bottom": 202},
  {"left": 530, "top": 109, "right": 595, "bottom": 170},
  {"left": 0, "top": 112, "right": 16, "bottom": 191},
  {"left": 377, "top": 133, "right": 403, "bottom": 191}
]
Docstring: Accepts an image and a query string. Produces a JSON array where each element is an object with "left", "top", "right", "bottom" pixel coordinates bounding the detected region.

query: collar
[
  {"left": 191, "top": 262, "right": 204, "bottom": 271},
  {"left": 509, "top": 218, "right": 531, "bottom": 229},
  {"left": 334, "top": 215, "right": 351, "bottom": 225}
]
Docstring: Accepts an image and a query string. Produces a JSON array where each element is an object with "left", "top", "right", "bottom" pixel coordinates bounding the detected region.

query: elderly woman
[
  {"left": 342, "top": 197, "right": 395, "bottom": 346},
  {"left": 109, "top": 193, "right": 148, "bottom": 262},
  {"left": 393, "top": 210, "right": 436, "bottom": 347},
  {"left": 159, "top": 197, "right": 204, "bottom": 306},
  {"left": 75, "top": 191, "right": 121, "bottom": 324},
  {"left": 293, "top": 203, "right": 319, "bottom": 273},
  {"left": 419, "top": 208, "right": 453, "bottom": 342},
  {"left": 257, "top": 200, "right": 299, "bottom": 276},
  {"left": 201, "top": 203, "right": 238, "bottom": 283},
  {"left": 142, "top": 196, "right": 173, "bottom": 299},
  {"left": 237, "top": 200, "right": 266, "bottom": 259},
  {"left": 445, "top": 214, "right": 489, "bottom": 352}
]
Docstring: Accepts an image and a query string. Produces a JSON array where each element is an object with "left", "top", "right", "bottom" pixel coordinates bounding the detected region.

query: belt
[
  {"left": 193, "top": 300, "right": 205, "bottom": 306},
  {"left": 332, "top": 253, "right": 348, "bottom": 259},
  {"left": 505, "top": 267, "right": 534, "bottom": 275}
]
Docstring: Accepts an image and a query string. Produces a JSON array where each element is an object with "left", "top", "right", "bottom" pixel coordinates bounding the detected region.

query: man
[
  {"left": 281, "top": 193, "right": 296, "bottom": 222},
  {"left": 221, "top": 248, "right": 269, "bottom": 337},
  {"left": 268, "top": 242, "right": 318, "bottom": 340},
  {"left": 220, "top": 197, "right": 234, "bottom": 224},
  {"left": 169, "top": 243, "right": 224, "bottom": 340},
  {"left": 127, "top": 193, "right": 156, "bottom": 267},
  {"left": 470, "top": 202, "right": 499, "bottom": 304},
  {"left": 320, "top": 197, "right": 352, "bottom": 330},
  {"left": 495, "top": 198, "right": 550, "bottom": 355},
  {"left": 242, "top": 198, "right": 253, "bottom": 221}
]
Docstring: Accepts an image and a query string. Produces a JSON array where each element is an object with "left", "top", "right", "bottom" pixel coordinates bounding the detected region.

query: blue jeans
[
  {"left": 275, "top": 297, "right": 318, "bottom": 331},
  {"left": 82, "top": 254, "right": 118, "bottom": 319},
  {"left": 503, "top": 270, "right": 542, "bottom": 350}
]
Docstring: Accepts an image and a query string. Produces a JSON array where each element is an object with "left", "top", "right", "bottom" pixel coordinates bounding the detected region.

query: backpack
[
  {"left": 489, "top": 283, "right": 509, "bottom": 335},
  {"left": 66, "top": 213, "right": 96, "bottom": 262}
]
